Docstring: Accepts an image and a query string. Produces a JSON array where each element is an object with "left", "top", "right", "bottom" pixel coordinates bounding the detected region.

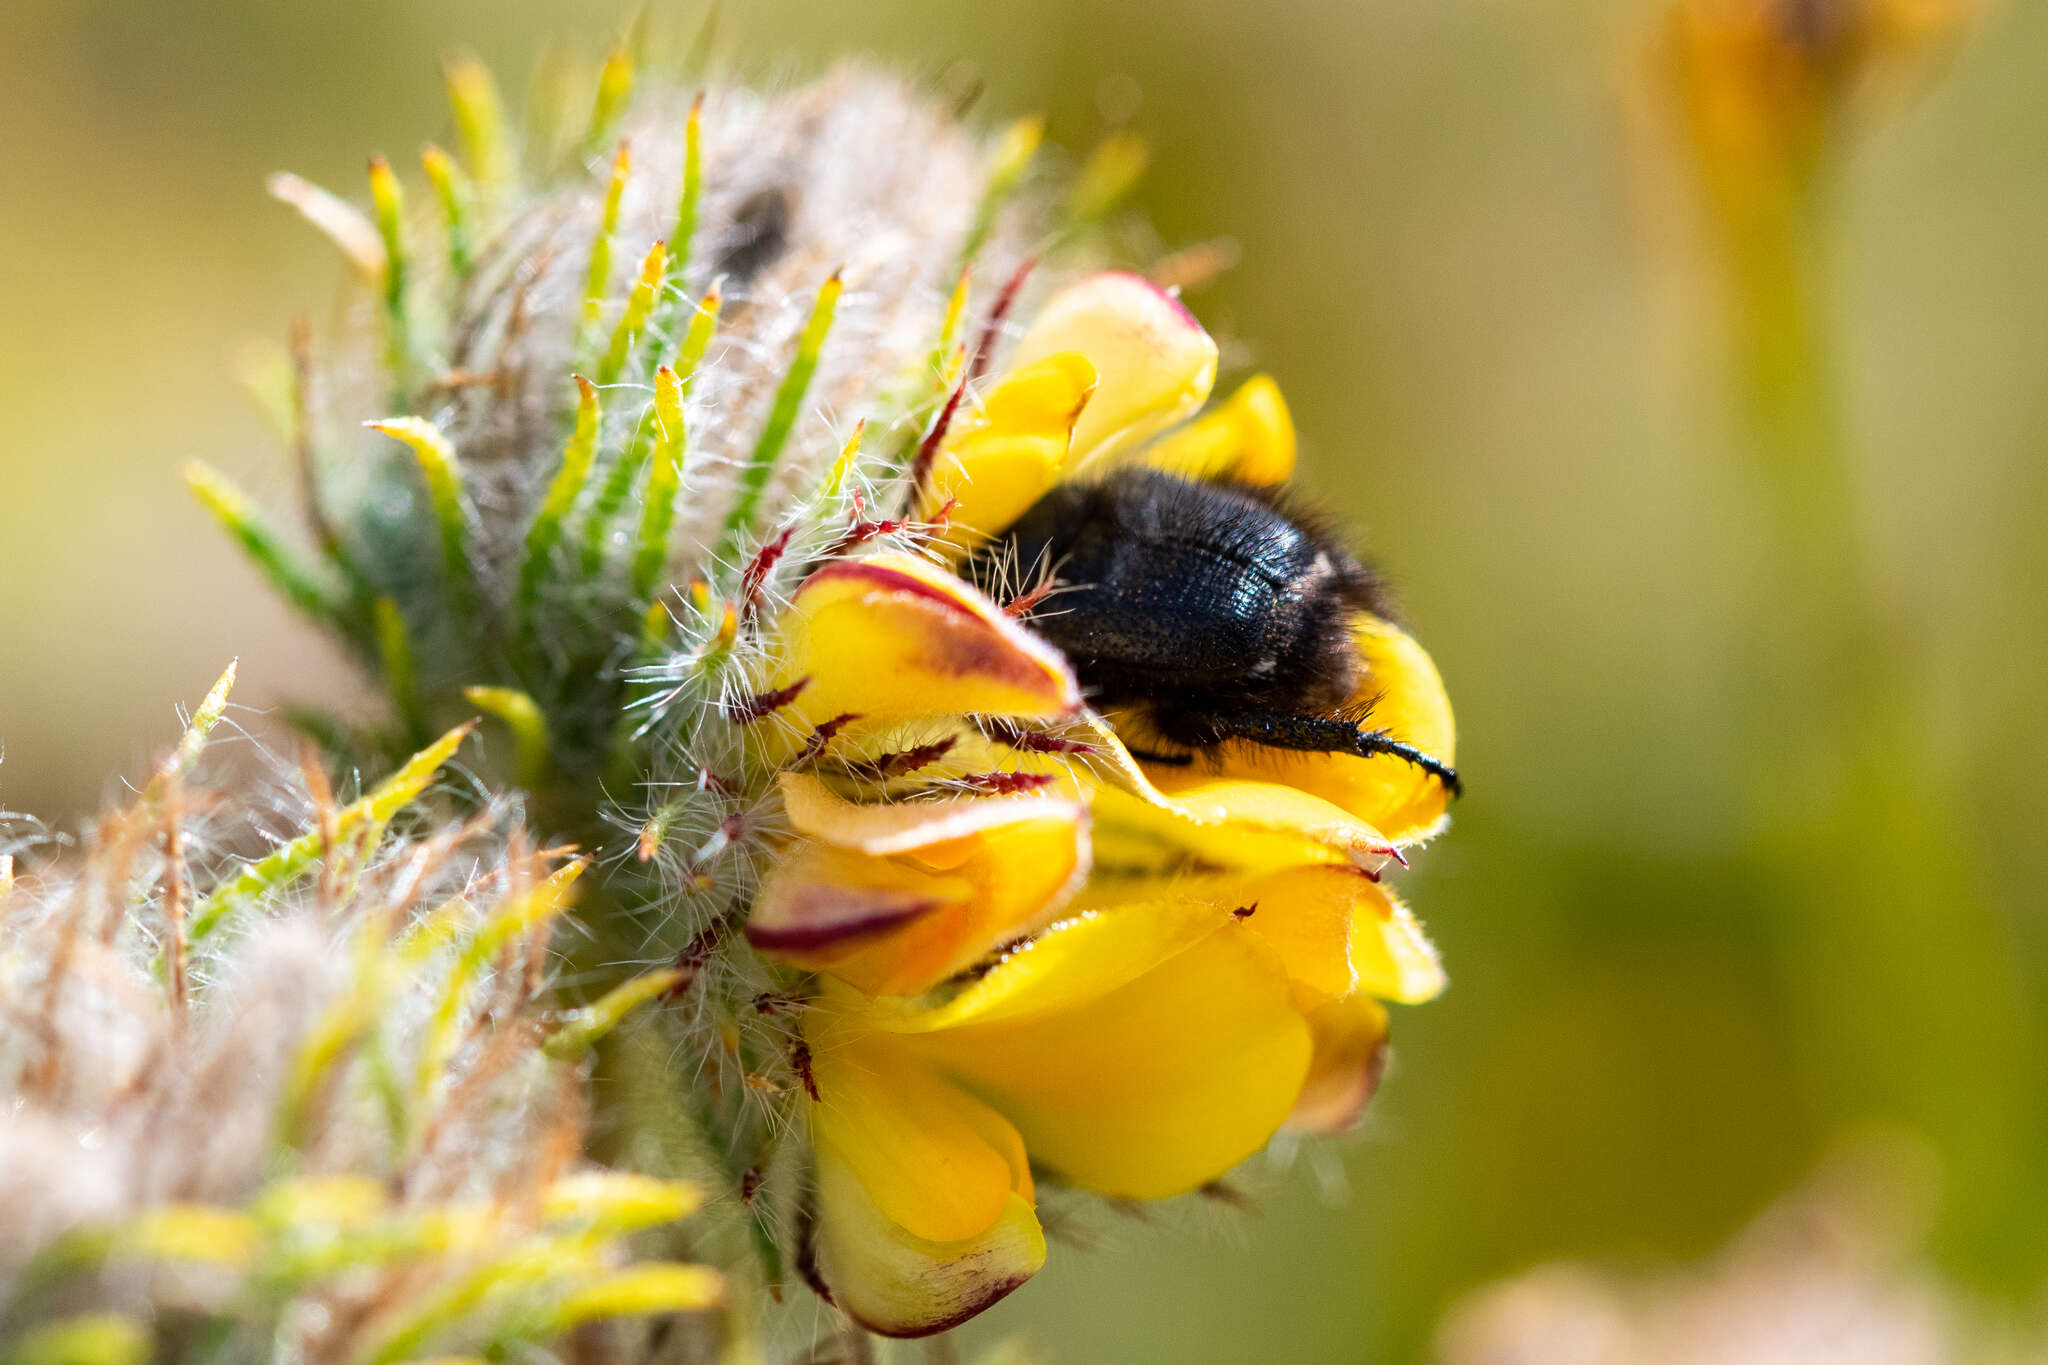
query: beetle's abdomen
[{"left": 976, "top": 468, "right": 1327, "bottom": 701}]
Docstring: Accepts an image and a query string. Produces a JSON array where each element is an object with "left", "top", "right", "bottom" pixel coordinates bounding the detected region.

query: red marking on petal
[
  {"left": 746, "top": 893, "right": 944, "bottom": 954},
  {"left": 727, "top": 676, "right": 810, "bottom": 724},
  {"left": 955, "top": 770, "right": 1056, "bottom": 795},
  {"left": 661, "top": 910, "right": 738, "bottom": 1000},
  {"left": 798, "top": 560, "right": 1075, "bottom": 706},
  {"left": 791, "top": 1037, "right": 821, "bottom": 1102},
  {"left": 799, "top": 712, "right": 862, "bottom": 762},
  {"left": 980, "top": 719, "right": 1097, "bottom": 755},
  {"left": 741, "top": 527, "right": 795, "bottom": 615},
  {"left": 845, "top": 736, "right": 958, "bottom": 780}
]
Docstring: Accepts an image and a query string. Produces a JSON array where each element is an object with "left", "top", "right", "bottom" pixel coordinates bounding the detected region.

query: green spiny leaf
[
  {"left": 420, "top": 144, "right": 474, "bottom": 277},
  {"left": 186, "top": 722, "right": 474, "bottom": 945},
  {"left": 518, "top": 376, "right": 602, "bottom": 644},
  {"left": 718, "top": 270, "right": 842, "bottom": 560},
  {"left": 365, "top": 418, "right": 475, "bottom": 629},
  {"left": 185, "top": 461, "right": 349, "bottom": 630},
  {"left": 958, "top": 114, "right": 1044, "bottom": 272},
  {"left": 462, "top": 685, "right": 551, "bottom": 790}
]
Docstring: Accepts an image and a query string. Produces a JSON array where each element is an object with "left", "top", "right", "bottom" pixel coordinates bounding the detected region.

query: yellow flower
[
  {"left": 802, "top": 900, "right": 1304, "bottom": 1335},
  {"left": 801, "top": 854, "right": 1448, "bottom": 1335},
  {"left": 1662, "top": 0, "right": 1976, "bottom": 208},
  {"left": 928, "top": 270, "right": 1457, "bottom": 850},
  {"left": 741, "top": 266, "right": 1454, "bottom": 997},
  {"left": 731, "top": 269, "right": 1456, "bottom": 1332},
  {"left": 748, "top": 771, "right": 1088, "bottom": 997},
  {"left": 737, "top": 553, "right": 1091, "bottom": 996}
]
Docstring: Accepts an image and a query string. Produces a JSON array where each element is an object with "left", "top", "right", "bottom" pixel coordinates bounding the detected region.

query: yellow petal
[
  {"left": 901, "top": 904, "right": 1312, "bottom": 1199},
  {"left": 1007, "top": 272, "right": 1218, "bottom": 466},
  {"left": 1073, "top": 715, "right": 1398, "bottom": 877},
  {"left": 1141, "top": 375, "right": 1296, "bottom": 485},
  {"left": 809, "top": 1145, "right": 1044, "bottom": 1338},
  {"left": 748, "top": 843, "right": 970, "bottom": 967},
  {"left": 749, "top": 775, "right": 1088, "bottom": 995},
  {"left": 1287, "top": 994, "right": 1390, "bottom": 1135},
  {"left": 921, "top": 352, "right": 1097, "bottom": 557},
  {"left": 1089, "top": 768, "right": 1396, "bottom": 878},
  {"left": 1351, "top": 884, "right": 1447, "bottom": 1004},
  {"left": 763, "top": 554, "right": 1079, "bottom": 750},
  {"left": 779, "top": 770, "right": 1080, "bottom": 855},
  {"left": 807, "top": 1022, "right": 1030, "bottom": 1244},
  {"left": 1198, "top": 614, "right": 1457, "bottom": 846}
]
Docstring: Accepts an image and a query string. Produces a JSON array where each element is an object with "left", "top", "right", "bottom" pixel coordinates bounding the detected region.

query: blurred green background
[{"left": 3, "top": 0, "right": 2044, "bottom": 1359}]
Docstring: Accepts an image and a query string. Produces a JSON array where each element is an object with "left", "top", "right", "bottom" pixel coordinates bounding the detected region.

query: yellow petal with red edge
[
  {"left": 747, "top": 842, "right": 968, "bottom": 970},
  {"left": 920, "top": 352, "right": 1097, "bottom": 558},
  {"left": 1286, "top": 994, "right": 1391, "bottom": 1134},
  {"left": 1351, "top": 884, "right": 1446, "bottom": 1004},
  {"left": 807, "top": 1020, "right": 1030, "bottom": 1243},
  {"left": 1141, "top": 375, "right": 1296, "bottom": 485},
  {"left": 1199, "top": 613, "right": 1457, "bottom": 846},
  {"left": 750, "top": 775, "right": 1088, "bottom": 995},
  {"left": 1006, "top": 271, "right": 1217, "bottom": 466},
  {"left": 809, "top": 1148, "right": 1044, "bottom": 1339},
  {"left": 898, "top": 903, "right": 1312, "bottom": 1199},
  {"left": 763, "top": 554, "right": 1079, "bottom": 749}
]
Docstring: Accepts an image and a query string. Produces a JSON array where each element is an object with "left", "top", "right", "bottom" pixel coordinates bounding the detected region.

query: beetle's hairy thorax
[{"left": 975, "top": 467, "right": 1383, "bottom": 724}]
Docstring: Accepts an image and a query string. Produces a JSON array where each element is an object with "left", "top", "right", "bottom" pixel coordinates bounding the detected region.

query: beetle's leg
[{"left": 1174, "top": 709, "right": 1462, "bottom": 798}]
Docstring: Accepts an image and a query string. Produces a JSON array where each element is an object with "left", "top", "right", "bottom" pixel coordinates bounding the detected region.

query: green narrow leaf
[
  {"left": 2, "top": 1314, "right": 149, "bottom": 1365},
  {"left": 518, "top": 376, "right": 603, "bottom": 641},
  {"left": 444, "top": 55, "right": 514, "bottom": 214},
  {"left": 420, "top": 143, "right": 474, "bottom": 277},
  {"left": 544, "top": 966, "right": 688, "bottom": 1060},
  {"left": 542, "top": 1264, "right": 724, "bottom": 1331},
  {"left": 462, "top": 685, "right": 551, "bottom": 789},
  {"left": 718, "top": 271, "right": 842, "bottom": 560},
  {"left": 273, "top": 918, "right": 397, "bottom": 1152},
  {"left": 578, "top": 142, "right": 633, "bottom": 357},
  {"left": 364, "top": 419, "right": 474, "bottom": 627},
  {"left": 934, "top": 266, "right": 971, "bottom": 378},
  {"left": 673, "top": 91, "right": 705, "bottom": 267},
  {"left": 958, "top": 115, "right": 1044, "bottom": 272},
  {"left": 414, "top": 861, "right": 584, "bottom": 1113},
  {"left": 1063, "top": 130, "right": 1150, "bottom": 237},
  {"left": 186, "top": 722, "right": 474, "bottom": 944},
  {"left": 629, "top": 365, "right": 688, "bottom": 603},
  {"left": 585, "top": 44, "right": 635, "bottom": 155},
  {"left": 266, "top": 172, "right": 383, "bottom": 282},
  {"left": 374, "top": 596, "right": 427, "bottom": 745},
  {"left": 367, "top": 155, "right": 414, "bottom": 380},
  {"left": 597, "top": 237, "right": 668, "bottom": 387},
  {"left": 359, "top": 1243, "right": 599, "bottom": 1365},
  {"left": 144, "top": 658, "right": 238, "bottom": 803},
  {"left": 652, "top": 92, "right": 704, "bottom": 342},
  {"left": 184, "top": 462, "right": 348, "bottom": 629},
  {"left": 583, "top": 287, "right": 722, "bottom": 576}
]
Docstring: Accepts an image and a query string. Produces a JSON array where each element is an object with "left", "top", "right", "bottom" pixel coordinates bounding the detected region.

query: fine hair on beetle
[{"left": 968, "top": 465, "right": 1462, "bottom": 796}]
